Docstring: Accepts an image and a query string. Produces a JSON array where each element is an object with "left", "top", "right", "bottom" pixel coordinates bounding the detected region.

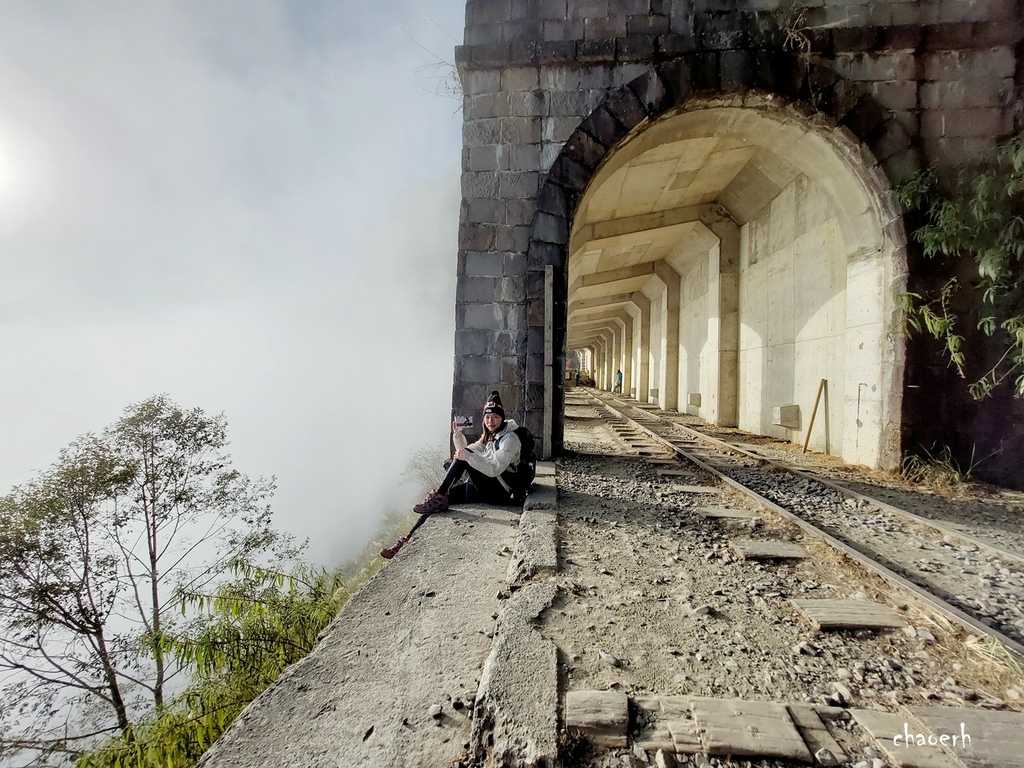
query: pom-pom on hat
[{"left": 482, "top": 390, "right": 505, "bottom": 419}]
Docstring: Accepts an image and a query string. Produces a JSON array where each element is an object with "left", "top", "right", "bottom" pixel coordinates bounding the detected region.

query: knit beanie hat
[{"left": 482, "top": 390, "right": 505, "bottom": 419}]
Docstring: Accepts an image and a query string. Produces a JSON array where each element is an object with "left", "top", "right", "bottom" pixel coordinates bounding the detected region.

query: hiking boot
[
  {"left": 380, "top": 536, "right": 409, "bottom": 559},
  {"left": 413, "top": 491, "right": 449, "bottom": 515}
]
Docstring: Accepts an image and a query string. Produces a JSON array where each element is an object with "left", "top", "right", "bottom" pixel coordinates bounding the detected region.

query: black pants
[{"left": 438, "top": 459, "right": 514, "bottom": 505}]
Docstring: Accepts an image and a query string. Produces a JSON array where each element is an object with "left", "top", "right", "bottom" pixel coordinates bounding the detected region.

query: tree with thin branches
[{"left": 0, "top": 395, "right": 275, "bottom": 766}]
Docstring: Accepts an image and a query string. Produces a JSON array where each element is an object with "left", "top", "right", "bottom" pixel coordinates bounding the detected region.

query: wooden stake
[{"left": 803, "top": 379, "right": 827, "bottom": 453}]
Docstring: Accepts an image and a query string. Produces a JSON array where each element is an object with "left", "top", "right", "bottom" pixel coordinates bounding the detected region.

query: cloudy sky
[{"left": 0, "top": 1, "right": 468, "bottom": 566}]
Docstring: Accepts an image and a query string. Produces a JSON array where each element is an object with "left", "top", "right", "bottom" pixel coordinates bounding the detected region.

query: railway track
[{"left": 579, "top": 389, "right": 1024, "bottom": 659}]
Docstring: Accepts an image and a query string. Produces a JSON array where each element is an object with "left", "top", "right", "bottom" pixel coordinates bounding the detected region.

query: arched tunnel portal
[
  {"left": 562, "top": 97, "right": 906, "bottom": 470},
  {"left": 451, "top": 0, "right": 1023, "bottom": 483}
]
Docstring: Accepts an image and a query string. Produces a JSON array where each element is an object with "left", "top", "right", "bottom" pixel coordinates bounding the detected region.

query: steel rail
[
  {"left": 596, "top": 392, "right": 1024, "bottom": 568},
  {"left": 581, "top": 390, "right": 1024, "bottom": 659}
]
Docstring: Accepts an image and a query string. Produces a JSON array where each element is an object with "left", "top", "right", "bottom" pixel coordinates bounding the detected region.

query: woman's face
[{"left": 483, "top": 412, "right": 503, "bottom": 432}]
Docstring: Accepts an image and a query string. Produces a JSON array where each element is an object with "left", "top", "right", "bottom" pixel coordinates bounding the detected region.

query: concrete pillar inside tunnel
[
  {"left": 609, "top": 323, "right": 621, "bottom": 392},
  {"left": 701, "top": 205, "right": 740, "bottom": 427},
  {"left": 618, "top": 313, "right": 626, "bottom": 397},
  {"left": 598, "top": 331, "right": 606, "bottom": 391},
  {"left": 604, "top": 331, "right": 614, "bottom": 390},
  {"left": 598, "top": 337, "right": 608, "bottom": 390},
  {"left": 654, "top": 262, "right": 681, "bottom": 412},
  {"left": 633, "top": 292, "right": 651, "bottom": 404},
  {"left": 595, "top": 334, "right": 607, "bottom": 390},
  {"left": 586, "top": 344, "right": 595, "bottom": 386},
  {"left": 602, "top": 330, "right": 614, "bottom": 390},
  {"left": 576, "top": 310, "right": 632, "bottom": 394}
]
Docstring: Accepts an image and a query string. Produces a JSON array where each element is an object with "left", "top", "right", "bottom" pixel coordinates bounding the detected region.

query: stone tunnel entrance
[
  {"left": 451, "top": 0, "right": 1022, "bottom": 484},
  {"left": 565, "top": 98, "right": 905, "bottom": 470}
]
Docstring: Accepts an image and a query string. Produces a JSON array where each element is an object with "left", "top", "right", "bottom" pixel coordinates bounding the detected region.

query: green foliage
[
  {"left": 896, "top": 280, "right": 966, "bottom": 374},
  {"left": 0, "top": 395, "right": 276, "bottom": 765},
  {"left": 75, "top": 561, "right": 347, "bottom": 768},
  {"left": 2, "top": 397, "right": 422, "bottom": 767},
  {"left": 897, "top": 131, "right": 1024, "bottom": 399}
]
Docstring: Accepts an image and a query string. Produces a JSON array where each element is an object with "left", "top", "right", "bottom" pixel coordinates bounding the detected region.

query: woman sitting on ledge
[{"left": 380, "top": 390, "right": 521, "bottom": 559}]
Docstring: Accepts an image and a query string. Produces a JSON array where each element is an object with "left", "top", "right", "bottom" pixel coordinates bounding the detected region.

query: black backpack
[{"left": 498, "top": 426, "right": 537, "bottom": 502}]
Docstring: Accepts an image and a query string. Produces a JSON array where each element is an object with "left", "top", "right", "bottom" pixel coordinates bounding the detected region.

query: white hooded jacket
[{"left": 453, "top": 419, "right": 522, "bottom": 479}]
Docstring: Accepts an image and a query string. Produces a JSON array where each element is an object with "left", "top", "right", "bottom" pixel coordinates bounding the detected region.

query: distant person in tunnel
[
  {"left": 614, "top": 369, "right": 623, "bottom": 393},
  {"left": 380, "top": 390, "right": 532, "bottom": 559}
]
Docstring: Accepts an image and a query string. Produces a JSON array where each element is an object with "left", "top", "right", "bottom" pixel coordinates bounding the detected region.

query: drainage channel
[{"left": 582, "top": 390, "right": 1024, "bottom": 659}]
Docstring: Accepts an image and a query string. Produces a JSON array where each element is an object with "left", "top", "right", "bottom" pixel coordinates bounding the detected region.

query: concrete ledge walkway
[
  {"left": 471, "top": 464, "right": 560, "bottom": 767},
  {"left": 199, "top": 464, "right": 560, "bottom": 768}
]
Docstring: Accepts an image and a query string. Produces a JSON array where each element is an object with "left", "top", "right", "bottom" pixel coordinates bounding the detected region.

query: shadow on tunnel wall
[{"left": 902, "top": 245, "right": 1024, "bottom": 490}]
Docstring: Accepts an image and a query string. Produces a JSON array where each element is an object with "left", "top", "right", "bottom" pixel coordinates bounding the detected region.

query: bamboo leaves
[
  {"left": 0, "top": 396, "right": 278, "bottom": 766},
  {"left": 75, "top": 562, "right": 347, "bottom": 768},
  {"left": 897, "top": 131, "right": 1024, "bottom": 399}
]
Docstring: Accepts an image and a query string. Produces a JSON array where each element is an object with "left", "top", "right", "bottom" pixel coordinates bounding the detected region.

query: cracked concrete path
[{"left": 198, "top": 504, "right": 523, "bottom": 768}]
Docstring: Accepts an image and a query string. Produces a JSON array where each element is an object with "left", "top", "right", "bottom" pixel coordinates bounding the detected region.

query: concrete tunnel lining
[{"left": 566, "top": 98, "right": 906, "bottom": 470}]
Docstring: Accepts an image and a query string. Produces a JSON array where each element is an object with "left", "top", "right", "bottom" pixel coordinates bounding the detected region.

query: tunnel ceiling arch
[
  {"left": 568, "top": 100, "right": 905, "bottom": 470},
  {"left": 569, "top": 103, "right": 884, "bottom": 309}
]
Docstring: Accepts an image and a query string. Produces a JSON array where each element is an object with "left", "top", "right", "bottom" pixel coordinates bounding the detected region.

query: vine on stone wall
[
  {"left": 773, "top": 1, "right": 828, "bottom": 113},
  {"left": 897, "top": 130, "right": 1024, "bottom": 399},
  {"left": 776, "top": 2, "right": 812, "bottom": 57}
]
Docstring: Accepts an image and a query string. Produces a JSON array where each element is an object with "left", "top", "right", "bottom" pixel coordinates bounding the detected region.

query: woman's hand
[
  {"left": 452, "top": 420, "right": 469, "bottom": 451},
  {"left": 454, "top": 447, "right": 470, "bottom": 461}
]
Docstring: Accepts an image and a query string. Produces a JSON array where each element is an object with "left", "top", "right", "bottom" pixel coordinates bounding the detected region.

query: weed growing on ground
[
  {"left": 558, "top": 729, "right": 594, "bottom": 768},
  {"left": 899, "top": 445, "right": 979, "bottom": 495},
  {"left": 920, "top": 613, "right": 1024, "bottom": 701}
]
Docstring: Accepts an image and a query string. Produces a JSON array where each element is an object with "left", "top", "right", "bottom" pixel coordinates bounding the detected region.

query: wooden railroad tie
[
  {"left": 907, "top": 706, "right": 1024, "bottom": 768},
  {"left": 729, "top": 538, "right": 808, "bottom": 560},
  {"left": 696, "top": 506, "right": 757, "bottom": 519},
  {"left": 569, "top": 691, "right": 1024, "bottom": 766},
  {"left": 672, "top": 485, "right": 723, "bottom": 495},
  {"left": 690, "top": 698, "right": 812, "bottom": 762},
  {"left": 787, "top": 705, "right": 848, "bottom": 764},
  {"left": 564, "top": 690, "right": 628, "bottom": 748},
  {"left": 655, "top": 468, "right": 700, "bottom": 479},
  {"left": 790, "top": 599, "right": 907, "bottom": 631}
]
